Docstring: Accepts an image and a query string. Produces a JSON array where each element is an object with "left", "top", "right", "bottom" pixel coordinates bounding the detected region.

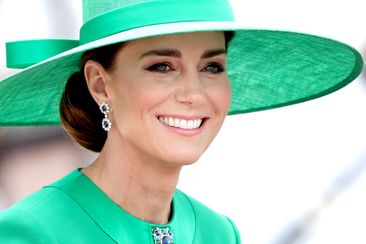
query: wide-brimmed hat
[{"left": 0, "top": 0, "right": 363, "bottom": 125}]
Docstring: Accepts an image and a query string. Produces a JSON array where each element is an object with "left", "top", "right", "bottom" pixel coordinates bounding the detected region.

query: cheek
[
  {"left": 130, "top": 84, "right": 172, "bottom": 111},
  {"left": 111, "top": 82, "right": 170, "bottom": 123},
  {"left": 208, "top": 79, "right": 232, "bottom": 114}
]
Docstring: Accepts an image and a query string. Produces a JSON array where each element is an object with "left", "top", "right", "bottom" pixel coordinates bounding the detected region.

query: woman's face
[{"left": 106, "top": 32, "right": 231, "bottom": 166}]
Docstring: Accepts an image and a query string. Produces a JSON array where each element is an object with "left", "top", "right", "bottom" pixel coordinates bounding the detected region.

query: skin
[{"left": 82, "top": 32, "right": 231, "bottom": 224}]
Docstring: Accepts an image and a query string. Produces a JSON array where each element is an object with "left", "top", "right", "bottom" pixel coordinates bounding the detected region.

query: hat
[{"left": 0, "top": 0, "right": 363, "bottom": 125}]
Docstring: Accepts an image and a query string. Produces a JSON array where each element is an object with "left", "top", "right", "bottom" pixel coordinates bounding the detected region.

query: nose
[{"left": 174, "top": 70, "right": 206, "bottom": 107}]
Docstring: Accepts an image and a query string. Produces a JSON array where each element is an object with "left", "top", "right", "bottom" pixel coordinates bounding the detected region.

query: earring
[{"left": 100, "top": 102, "right": 112, "bottom": 131}]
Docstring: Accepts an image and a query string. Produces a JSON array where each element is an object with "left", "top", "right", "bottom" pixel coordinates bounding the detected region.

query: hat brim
[{"left": 0, "top": 21, "right": 363, "bottom": 125}]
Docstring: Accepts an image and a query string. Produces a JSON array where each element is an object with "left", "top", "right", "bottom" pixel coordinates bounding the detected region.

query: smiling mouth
[{"left": 158, "top": 116, "right": 205, "bottom": 130}]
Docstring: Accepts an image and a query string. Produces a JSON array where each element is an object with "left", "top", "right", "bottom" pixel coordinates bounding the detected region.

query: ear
[{"left": 84, "top": 60, "right": 111, "bottom": 105}]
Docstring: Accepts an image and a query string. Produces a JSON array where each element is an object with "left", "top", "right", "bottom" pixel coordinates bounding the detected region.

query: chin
[
  {"left": 180, "top": 159, "right": 200, "bottom": 166},
  {"left": 157, "top": 142, "right": 210, "bottom": 167},
  {"left": 168, "top": 152, "right": 203, "bottom": 167}
]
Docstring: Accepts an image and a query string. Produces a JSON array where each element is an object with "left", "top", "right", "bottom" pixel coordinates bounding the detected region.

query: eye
[
  {"left": 202, "top": 63, "right": 225, "bottom": 74},
  {"left": 146, "top": 63, "right": 173, "bottom": 73}
]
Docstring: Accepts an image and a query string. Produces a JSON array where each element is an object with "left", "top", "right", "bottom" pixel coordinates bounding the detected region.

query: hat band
[
  {"left": 79, "top": 0, "right": 234, "bottom": 45},
  {"left": 6, "top": 39, "right": 79, "bottom": 69}
]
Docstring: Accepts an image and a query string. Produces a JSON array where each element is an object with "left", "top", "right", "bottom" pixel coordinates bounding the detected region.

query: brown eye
[
  {"left": 202, "top": 63, "right": 225, "bottom": 74},
  {"left": 146, "top": 63, "right": 173, "bottom": 73}
]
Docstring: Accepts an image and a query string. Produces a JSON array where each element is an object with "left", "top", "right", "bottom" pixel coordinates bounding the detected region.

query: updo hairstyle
[{"left": 60, "top": 42, "right": 123, "bottom": 152}]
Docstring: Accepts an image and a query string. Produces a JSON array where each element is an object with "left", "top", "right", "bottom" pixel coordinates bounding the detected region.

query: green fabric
[
  {"left": 6, "top": 40, "right": 79, "bottom": 69},
  {"left": 82, "top": 0, "right": 231, "bottom": 23},
  {"left": 0, "top": 169, "right": 240, "bottom": 243},
  {"left": 0, "top": 0, "right": 363, "bottom": 125},
  {"left": 227, "top": 30, "right": 363, "bottom": 114},
  {"left": 80, "top": 0, "right": 234, "bottom": 44}
]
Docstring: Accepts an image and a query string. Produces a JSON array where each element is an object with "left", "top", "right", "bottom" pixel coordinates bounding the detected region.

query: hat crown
[
  {"left": 83, "top": 0, "right": 142, "bottom": 23},
  {"left": 82, "top": 0, "right": 228, "bottom": 23}
]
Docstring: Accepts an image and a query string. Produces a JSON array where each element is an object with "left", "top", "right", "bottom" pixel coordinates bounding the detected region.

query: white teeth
[
  {"left": 174, "top": 118, "right": 179, "bottom": 125},
  {"left": 159, "top": 117, "right": 203, "bottom": 129},
  {"left": 187, "top": 120, "right": 193, "bottom": 128},
  {"left": 179, "top": 120, "right": 187, "bottom": 128}
]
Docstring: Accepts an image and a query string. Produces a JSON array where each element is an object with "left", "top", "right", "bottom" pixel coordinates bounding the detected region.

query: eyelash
[
  {"left": 146, "top": 62, "right": 225, "bottom": 74},
  {"left": 202, "top": 63, "right": 225, "bottom": 74},
  {"left": 146, "top": 63, "right": 173, "bottom": 73}
]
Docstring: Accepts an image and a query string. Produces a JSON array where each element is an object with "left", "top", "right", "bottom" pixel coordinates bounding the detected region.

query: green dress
[{"left": 0, "top": 169, "right": 241, "bottom": 243}]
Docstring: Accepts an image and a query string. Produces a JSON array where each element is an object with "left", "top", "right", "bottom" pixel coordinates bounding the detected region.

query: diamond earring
[{"left": 100, "top": 102, "right": 112, "bottom": 131}]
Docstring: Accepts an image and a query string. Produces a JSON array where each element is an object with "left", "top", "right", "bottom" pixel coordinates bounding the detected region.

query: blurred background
[{"left": 1, "top": 0, "right": 366, "bottom": 243}]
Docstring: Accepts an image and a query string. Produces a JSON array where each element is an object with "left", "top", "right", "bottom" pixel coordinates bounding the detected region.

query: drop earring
[{"left": 100, "top": 102, "right": 112, "bottom": 131}]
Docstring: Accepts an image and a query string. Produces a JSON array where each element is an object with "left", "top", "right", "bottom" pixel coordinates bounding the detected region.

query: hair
[
  {"left": 60, "top": 43, "right": 123, "bottom": 152},
  {"left": 60, "top": 31, "right": 235, "bottom": 152}
]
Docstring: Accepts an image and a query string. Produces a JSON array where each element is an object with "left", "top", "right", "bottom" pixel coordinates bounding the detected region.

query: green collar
[{"left": 49, "top": 169, "right": 195, "bottom": 243}]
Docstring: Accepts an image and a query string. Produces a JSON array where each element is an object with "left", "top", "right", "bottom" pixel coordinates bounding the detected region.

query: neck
[{"left": 82, "top": 136, "right": 181, "bottom": 224}]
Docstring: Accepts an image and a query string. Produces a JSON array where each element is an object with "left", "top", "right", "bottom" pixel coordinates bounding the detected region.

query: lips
[{"left": 158, "top": 116, "right": 203, "bottom": 130}]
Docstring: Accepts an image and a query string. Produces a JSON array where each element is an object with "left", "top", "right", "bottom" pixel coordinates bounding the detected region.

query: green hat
[{"left": 0, "top": 0, "right": 363, "bottom": 126}]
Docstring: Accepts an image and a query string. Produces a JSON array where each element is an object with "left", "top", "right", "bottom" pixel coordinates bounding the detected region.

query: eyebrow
[
  {"left": 139, "top": 48, "right": 226, "bottom": 60},
  {"left": 139, "top": 49, "right": 182, "bottom": 59},
  {"left": 201, "top": 49, "right": 227, "bottom": 59}
]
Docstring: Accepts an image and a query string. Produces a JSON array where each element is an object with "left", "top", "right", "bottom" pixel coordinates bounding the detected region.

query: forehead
[{"left": 123, "top": 31, "right": 226, "bottom": 51}]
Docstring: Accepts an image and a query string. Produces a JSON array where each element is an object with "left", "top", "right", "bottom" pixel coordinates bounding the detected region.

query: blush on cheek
[{"left": 213, "top": 88, "right": 231, "bottom": 113}]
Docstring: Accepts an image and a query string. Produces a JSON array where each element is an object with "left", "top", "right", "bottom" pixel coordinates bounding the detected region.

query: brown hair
[
  {"left": 60, "top": 32, "right": 234, "bottom": 152},
  {"left": 60, "top": 43, "right": 123, "bottom": 152}
]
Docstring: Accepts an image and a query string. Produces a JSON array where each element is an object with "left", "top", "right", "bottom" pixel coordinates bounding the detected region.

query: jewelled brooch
[{"left": 152, "top": 227, "right": 174, "bottom": 244}]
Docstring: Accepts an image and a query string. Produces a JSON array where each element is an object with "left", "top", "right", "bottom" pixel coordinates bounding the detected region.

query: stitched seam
[
  {"left": 49, "top": 175, "right": 118, "bottom": 244},
  {"left": 14, "top": 187, "right": 59, "bottom": 211},
  {"left": 181, "top": 192, "right": 198, "bottom": 241}
]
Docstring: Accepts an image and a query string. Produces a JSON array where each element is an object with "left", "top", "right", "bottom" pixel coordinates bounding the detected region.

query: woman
[{"left": 0, "top": 0, "right": 363, "bottom": 243}]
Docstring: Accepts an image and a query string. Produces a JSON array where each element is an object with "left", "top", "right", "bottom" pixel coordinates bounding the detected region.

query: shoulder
[
  {"left": 0, "top": 170, "right": 94, "bottom": 243},
  {"left": 175, "top": 189, "right": 241, "bottom": 243},
  {"left": 0, "top": 187, "right": 61, "bottom": 243},
  {"left": 0, "top": 171, "right": 83, "bottom": 219}
]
